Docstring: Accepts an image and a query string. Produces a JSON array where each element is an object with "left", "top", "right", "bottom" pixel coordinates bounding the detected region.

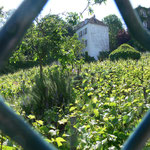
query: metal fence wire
[{"left": 0, "top": 0, "right": 150, "bottom": 149}]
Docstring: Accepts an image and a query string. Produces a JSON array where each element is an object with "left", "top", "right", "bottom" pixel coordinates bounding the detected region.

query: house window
[
  {"left": 85, "top": 28, "right": 87, "bottom": 34},
  {"left": 79, "top": 31, "right": 82, "bottom": 37},
  {"left": 85, "top": 40, "right": 87, "bottom": 47},
  {"left": 148, "top": 9, "right": 150, "bottom": 15},
  {"left": 82, "top": 28, "right": 87, "bottom": 35},
  {"left": 140, "top": 9, "right": 144, "bottom": 15},
  {"left": 140, "top": 9, "right": 147, "bottom": 17},
  {"left": 143, "top": 11, "right": 147, "bottom": 17},
  {"left": 143, "top": 21, "right": 147, "bottom": 28}
]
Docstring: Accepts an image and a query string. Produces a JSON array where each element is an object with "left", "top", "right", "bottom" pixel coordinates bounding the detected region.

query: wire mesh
[{"left": 0, "top": 0, "right": 149, "bottom": 149}]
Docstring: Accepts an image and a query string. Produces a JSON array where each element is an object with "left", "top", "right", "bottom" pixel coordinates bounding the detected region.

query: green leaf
[
  {"left": 109, "top": 102, "right": 117, "bottom": 107},
  {"left": 93, "top": 109, "right": 99, "bottom": 117},
  {"left": 62, "top": 133, "right": 70, "bottom": 137},
  {"left": 2, "top": 145, "right": 16, "bottom": 150},
  {"left": 56, "top": 137, "right": 66, "bottom": 147},
  {"left": 92, "top": 97, "right": 98, "bottom": 103},
  {"left": 58, "top": 118, "right": 68, "bottom": 125},
  {"left": 36, "top": 120, "right": 43, "bottom": 125},
  {"left": 88, "top": 92, "right": 93, "bottom": 96},
  {"left": 123, "top": 115, "right": 129, "bottom": 123},
  {"left": 28, "top": 115, "right": 35, "bottom": 120},
  {"left": 69, "top": 106, "right": 76, "bottom": 112},
  {"left": 85, "top": 124, "right": 90, "bottom": 130}
]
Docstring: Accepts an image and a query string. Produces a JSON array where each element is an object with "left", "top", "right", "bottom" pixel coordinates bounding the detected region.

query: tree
[
  {"left": 0, "top": 7, "right": 4, "bottom": 28},
  {"left": 30, "top": 15, "right": 67, "bottom": 77},
  {"left": 9, "top": 13, "right": 85, "bottom": 77},
  {"left": 103, "top": 14, "right": 123, "bottom": 51},
  {"left": 117, "top": 30, "right": 130, "bottom": 46},
  {"left": 66, "top": 12, "right": 80, "bottom": 26},
  {"left": 9, "top": 14, "right": 67, "bottom": 78},
  {"left": 59, "top": 34, "right": 85, "bottom": 70},
  {"left": 63, "top": 12, "right": 81, "bottom": 37},
  {"left": 0, "top": 7, "right": 3, "bottom": 15},
  {"left": 0, "top": 9, "right": 15, "bottom": 28},
  {"left": 82, "top": 0, "right": 107, "bottom": 16}
]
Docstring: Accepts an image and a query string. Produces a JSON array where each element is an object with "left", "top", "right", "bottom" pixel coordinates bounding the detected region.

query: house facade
[
  {"left": 75, "top": 16, "right": 109, "bottom": 60},
  {"left": 135, "top": 6, "right": 150, "bottom": 30}
]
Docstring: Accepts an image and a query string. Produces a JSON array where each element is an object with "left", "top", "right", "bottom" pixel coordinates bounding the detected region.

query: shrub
[
  {"left": 83, "top": 51, "right": 95, "bottom": 62},
  {"left": 21, "top": 68, "right": 75, "bottom": 117},
  {"left": 98, "top": 51, "right": 110, "bottom": 61},
  {"left": 109, "top": 43, "right": 141, "bottom": 61}
]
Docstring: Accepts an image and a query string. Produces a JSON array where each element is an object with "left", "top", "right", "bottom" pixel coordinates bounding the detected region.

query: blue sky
[{"left": 1, "top": 0, "right": 149, "bottom": 23}]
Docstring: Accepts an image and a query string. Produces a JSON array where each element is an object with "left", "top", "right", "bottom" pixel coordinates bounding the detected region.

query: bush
[
  {"left": 0, "top": 61, "right": 39, "bottom": 75},
  {"left": 83, "top": 51, "right": 95, "bottom": 62},
  {"left": 98, "top": 51, "right": 110, "bottom": 61},
  {"left": 109, "top": 44, "right": 141, "bottom": 61},
  {"left": 21, "top": 68, "right": 75, "bottom": 118}
]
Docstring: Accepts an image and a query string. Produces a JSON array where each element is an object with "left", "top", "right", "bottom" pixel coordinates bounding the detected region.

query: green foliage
[
  {"left": 128, "top": 34, "right": 148, "bottom": 52},
  {"left": 7, "top": 14, "right": 82, "bottom": 76},
  {"left": 0, "top": 53, "right": 150, "bottom": 149},
  {"left": 11, "top": 14, "right": 73, "bottom": 64},
  {"left": 0, "top": 8, "right": 15, "bottom": 28},
  {"left": 9, "top": 14, "right": 68, "bottom": 77},
  {"left": 0, "top": 7, "right": 3, "bottom": 16},
  {"left": 109, "top": 44, "right": 141, "bottom": 61},
  {"left": 98, "top": 51, "right": 110, "bottom": 61},
  {"left": 103, "top": 14, "right": 123, "bottom": 51},
  {"left": 67, "top": 55, "right": 150, "bottom": 149},
  {"left": 35, "top": 15, "right": 67, "bottom": 59},
  {"left": 83, "top": 51, "right": 95, "bottom": 62},
  {"left": 81, "top": 0, "right": 106, "bottom": 17},
  {"left": 21, "top": 67, "right": 75, "bottom": 117},
  {"left": 94, "top": 0, "right": 107, "bottom": 4},
  {"left": 65, "top": 12, "right": 80, "bottom": 26},
  {"left": 59, "top": 34, "right": 85, "bottom": 69},
  {"left": 65, "top": 12, "right": 81, "bottom": 36}
]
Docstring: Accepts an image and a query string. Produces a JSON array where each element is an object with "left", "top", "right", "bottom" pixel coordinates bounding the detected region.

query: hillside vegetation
[{"left": 0, "top": 53, "right": 150, "bottom": 149}]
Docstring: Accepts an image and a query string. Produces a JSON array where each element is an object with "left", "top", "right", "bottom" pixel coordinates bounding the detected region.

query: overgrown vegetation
[
  {"left": 21, "top": 68, "right": 75, "bottom": 118},
  {"left": 0, "top": 12, "right": 84, "bottom": 76},
  {"left": 98, "top": 51, "right": 110, "bottom": 61},
  {"left": 0, "top": 53, "right": 149, "bottom": 149},
  {"left": 83, "top": 51, "right": 95, "bottom": 62},
  {"left": 0, "top": 5, "right": 150, "bottom": 150}
]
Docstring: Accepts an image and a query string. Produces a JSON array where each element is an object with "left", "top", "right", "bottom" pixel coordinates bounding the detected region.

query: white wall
[
  {"left": 88, "top": 23, "right": 109, "bottom": 60},
  {"left": 76, "top": 23, "right": 109, "bottom": 60},
  {"left": 76, "top": 24, "right": 90, "bottom": 53}
]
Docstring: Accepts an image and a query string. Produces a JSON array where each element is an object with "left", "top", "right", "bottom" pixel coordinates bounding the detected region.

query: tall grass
[{"left": 21, "top": 69, "right": 74, "bottom": 118}]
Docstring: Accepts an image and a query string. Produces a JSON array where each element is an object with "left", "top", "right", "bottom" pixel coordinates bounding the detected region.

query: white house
[{"left": 76, "top": 16, "right": 109, "bottom": 60}]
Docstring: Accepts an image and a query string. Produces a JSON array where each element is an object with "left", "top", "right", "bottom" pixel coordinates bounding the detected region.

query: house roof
[
  {"left": 135, "top": 5, "right": 150, "bottom": 10},
  {"left": 135, "top": 5, "right": 150, "bottom": 15},
  {"left": 75, "top": 16, "right": 107, "bottom": 31}
]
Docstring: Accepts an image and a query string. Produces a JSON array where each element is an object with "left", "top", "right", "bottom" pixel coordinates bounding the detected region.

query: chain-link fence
[{"left": 0, "top": 0, "right": 150, "bottom": 149}]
